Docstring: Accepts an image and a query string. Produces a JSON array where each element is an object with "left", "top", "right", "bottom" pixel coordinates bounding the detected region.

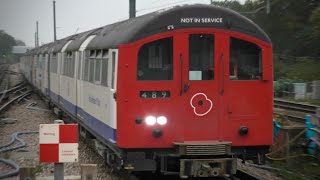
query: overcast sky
[{"left": 0, "top": 0, "right": 245, "bottom": 47}]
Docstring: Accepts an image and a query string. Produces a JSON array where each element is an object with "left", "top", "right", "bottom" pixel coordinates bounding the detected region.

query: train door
[
  {"left": 220, "top": 35, "right": 273, "bottom": 145},
  {"left": 75, "top": 51, "right": 80, "bottom": 115},
  {"left": 47, "top": 53, "right": 50, "bottom": 97},
  {"left": 178, "top": 32, "right": 223, "bottom": 141},
  {"left": 108, "top": 49, "right": 118, "bottom": 129}
]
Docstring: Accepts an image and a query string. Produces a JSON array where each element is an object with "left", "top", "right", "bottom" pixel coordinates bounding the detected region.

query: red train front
[{"left": 114, "top": 5, "right": 273, "bottom": 178}]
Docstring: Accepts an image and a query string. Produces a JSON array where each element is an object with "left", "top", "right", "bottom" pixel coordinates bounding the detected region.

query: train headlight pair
[{"left": 145, "top": 116, "right": 167, "bottom": 126}]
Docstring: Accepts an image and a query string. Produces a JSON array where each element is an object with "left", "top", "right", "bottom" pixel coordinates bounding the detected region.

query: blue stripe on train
[
  {"left": 59, "top": 96, "right": 76, "bottom": 116},
  {"left": 50, "top": 90, "right": 59, "bottom": 104},
  {"left": 77, "top": 108, "right": 117, "bottom": 142},
  {"left": 49, "top": 90, "right": 117, "bottom": 143}
]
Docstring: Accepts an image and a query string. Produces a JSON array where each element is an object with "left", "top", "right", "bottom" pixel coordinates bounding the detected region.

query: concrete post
[{"left": 81, "top": 164, "right": 97, "bottom": 180}]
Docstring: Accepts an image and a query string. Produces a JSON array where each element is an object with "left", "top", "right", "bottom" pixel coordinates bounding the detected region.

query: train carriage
[{"left": 21, "top": 4, "right": 273, "bottom": 178}]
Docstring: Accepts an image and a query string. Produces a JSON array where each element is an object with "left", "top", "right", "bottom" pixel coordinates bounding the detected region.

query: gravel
[
  {"left": 0, "top": 94, "right": 123, "bottom": 179},
  {"left": 0, "top": 64, "right": 123, "bottom": 180}
]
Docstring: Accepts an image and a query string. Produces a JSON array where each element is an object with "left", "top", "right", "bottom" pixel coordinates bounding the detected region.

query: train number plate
[{"left": 140, "top": 91, "right": 170, "bottom": 98}]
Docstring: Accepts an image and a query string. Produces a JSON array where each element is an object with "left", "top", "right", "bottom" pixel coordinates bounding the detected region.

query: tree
[
  {"left": 211, "top": 0, "right": 320, "bottom": 81},
  {"left": 15, "top": 39, "right": 26, "bottom": 46},
  {"left": 211, "top": 0, "right": 320, "bottom": 57},
  {"left": 0, "top": 30, "right": 15, "bottom": 57}
]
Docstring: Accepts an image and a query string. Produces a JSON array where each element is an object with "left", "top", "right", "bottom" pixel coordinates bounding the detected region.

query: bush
[{"left": 274, "top": 79, "right": 295, "bottom": 97}]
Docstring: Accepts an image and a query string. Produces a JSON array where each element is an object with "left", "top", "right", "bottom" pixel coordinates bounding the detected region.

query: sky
[{"left": 0, "top": 0, "right": 245, "bottom": 47}]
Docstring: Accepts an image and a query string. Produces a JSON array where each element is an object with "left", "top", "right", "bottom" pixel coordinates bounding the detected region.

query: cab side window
[
  {"left": 230, "top": 38, "right": 262, "bottom": 80},
  {"left": 137, "top": 37, "right": 173, "bottom": 81}
]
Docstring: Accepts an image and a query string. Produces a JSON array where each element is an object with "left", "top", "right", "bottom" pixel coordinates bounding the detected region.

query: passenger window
[
  {"left": 83, "top": 52, "right": 89, "bottom": 81},
  {"left": 77, "top": 52, "right": 82, "bottom": 79},
  {"left": 101, "top": 50, "right": 108, "bottom": 86},
  {"left": 50, "top": 53, "right": 57, "bottom": 73},
  {"left": 137, "top": 37, "right": 173, "bottom": 81},
  {"left": 94, "top": 58, "right": 102, "bottom": 84},
  {"left": 67, "top": 52, "right": 74, "bottom": 77},
  {"left": 88, "top": 50, "right": 95, "bottom": 82},
  {"left": 189, "top": 34, "right": 214, "bottom": 80},
  {"left": 111, "top": 52, "right": 116, "bottom": 89},
  {"left": 94, "top": 50, "right": 102, "bottom": 84},
  {"left": 89, "top": 59, "right": 94, "bottom": 83},
  {"left": 63, "top": 54, "right": 68, "bottom": 76},
  {"left": 230, "top": 38, "right": 262, "bottom": 80}
]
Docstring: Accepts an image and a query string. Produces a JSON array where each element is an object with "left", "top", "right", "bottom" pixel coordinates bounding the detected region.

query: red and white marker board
[{"left": 39, "top": 124, "right": 78, "bottom": 163}]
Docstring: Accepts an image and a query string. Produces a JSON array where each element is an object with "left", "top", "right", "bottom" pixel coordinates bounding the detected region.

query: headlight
[
  {"left": 157, "top": 116, "right": 167, "bottom": 125},
  {"left": 145, "top": 116, "right": 156, "bottom": 126}
]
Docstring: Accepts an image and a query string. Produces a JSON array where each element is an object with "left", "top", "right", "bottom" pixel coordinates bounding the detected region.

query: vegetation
[
  {"left": 212, "top": 0, "right": 320, "bottom": 81},
  {"left": 0, "top": 30, "right": 26, "bottom": 63}
]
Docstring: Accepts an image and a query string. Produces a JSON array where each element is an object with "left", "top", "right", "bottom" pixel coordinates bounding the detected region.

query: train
[{"left": 20, "top": 4, "right": 273, "bottom": 178}]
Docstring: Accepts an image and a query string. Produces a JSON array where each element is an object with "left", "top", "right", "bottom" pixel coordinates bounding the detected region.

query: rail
[
  {"left": 224, "top": 170, "right": 259, "bottom": 180},
  {"left": 0, "top": 64, "right": 9, "bottom": 91},
  {"left": 0, "top": 90, "right": 32, "bottom": 115},
  {"left": 274, "top": 98, "right": 319, "bottom": 114},
  {"left": 274, "top": 98, "right": 319, "bottom": 123}
]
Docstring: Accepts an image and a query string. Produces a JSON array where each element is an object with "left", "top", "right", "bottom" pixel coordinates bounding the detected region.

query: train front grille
[{"left": 174, "top": 141, "right": 232, "bottom": 156}]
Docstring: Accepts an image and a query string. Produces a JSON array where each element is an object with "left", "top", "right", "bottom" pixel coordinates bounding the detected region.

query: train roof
[
  {"left": 51, "top": 35, "right": 77, "bottom": 53},
  {"left": 37, "top": 43, "right": 53, "bottom": 54},
  {"left": 86, "top": 4, "right": 271, "bottom": 50},
  {"left": 65, "top": 28, "right": 103, "bottom": 52},
  {"left": 26, "top": 4, "right": 271, "bottom": 55}
]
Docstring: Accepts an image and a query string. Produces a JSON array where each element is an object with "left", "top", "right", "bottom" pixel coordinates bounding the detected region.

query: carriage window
[
  {"left": 83, "top": 52, "right": 89, "bottom": 81},
  {"left": 111, "top": 52, "right": 116, "bottom": 89},
  {"left": 63, "top": 52, "right": 74, "bottom": 77},
  {"left": 89, "top": 58, "right": 95, "bottom": 82},
  {"left": 137, "top": 37, "right": 173, "bottom": 81},
  {"left": 94, "top": 59, "right": 102, "bottom": 83},
  {"left": 50, "top": 53, "right": 57, "bottom": 73},
  {"left": 230, "top": 38, "right": 262, "bottom": 80},
  {"left": 189, "top": 34, "right": 214, "bottom": 80},
  {"left": 101, "top": 50, "right": 108, "bottom": 86},
  {"left": 69, "top": 52, "right": 74, "bottom": 77},
  {"left": 63, "top": 54, "right": 68, "bottom": 76},
  {"left": 77, "top": 52, "right": 82, "bottom": 79}
]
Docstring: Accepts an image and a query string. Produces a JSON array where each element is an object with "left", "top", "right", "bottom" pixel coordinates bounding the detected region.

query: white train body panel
[
  {"left": 43, "top": 54, "right": 49, "bottom": 96},
  {"left": 60, "top": 75, "right": 77, "bottom": 115},
  {"left": 37, "top": 55, "right": 42, "bottom": 91},
  {"left": 59, "top": 40, "right": 77, "bottom": 115},
  {"left": 32, "top": 56, "right": 37, "bottom": 87},
  {"left": 77, "top": 35, "right": 96, "bottom": 118},
  {"left": 76, "top": 51, "right": 83, "bottom": 119},
  {"left": 78, "top": 48, "right": 118, "bottom": 142},
  {"left": 49, "top": 53, "right": 60, "bottom": 103},
  {"left": 50, "top": 72, "right": 60, "bottom": 103}
]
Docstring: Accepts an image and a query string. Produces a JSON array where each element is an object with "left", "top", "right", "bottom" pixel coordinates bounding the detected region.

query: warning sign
[{"left": 39, "top": 124, "right": 78, "bottom": 163}]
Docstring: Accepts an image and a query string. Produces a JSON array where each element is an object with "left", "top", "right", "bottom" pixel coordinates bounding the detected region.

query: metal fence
[{"left": 276, "top": 80, "right": 320, "bottom": 100}]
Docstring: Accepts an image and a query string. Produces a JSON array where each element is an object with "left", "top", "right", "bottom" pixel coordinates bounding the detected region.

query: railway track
[
  {"left": 0, "top": 64, "right": 9, "bottom": 91},
  {"left": 131, "top": 169, "right": 260, "bottom": 180},
  {"left": 0, "top": 65, "right": 29, "bottom": 114},
  {"left": 274, "top": 98, "right": 320, "bottom": 123},
  {"left": 230, "top": 170, "right": 259, "bottom": 180}
]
